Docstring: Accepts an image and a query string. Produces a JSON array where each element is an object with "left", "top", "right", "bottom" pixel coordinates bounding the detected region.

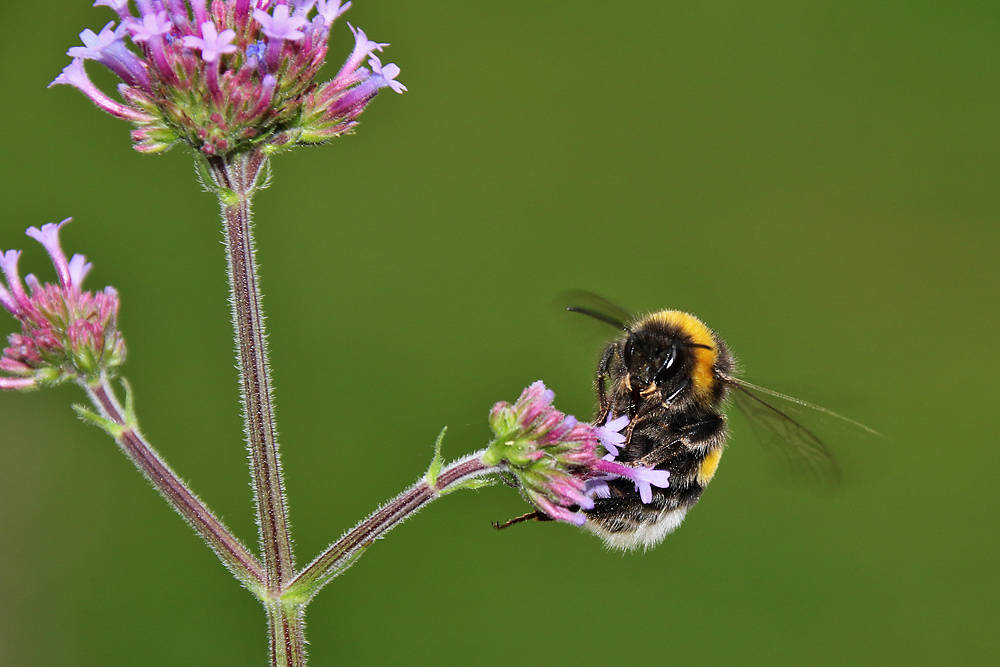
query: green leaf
[
  {"left": 73, "top": 404, "right": 125, "bottom": 439},
  {"left": 424, "top": 426, "right": 447, "bottom": 486},
  {"left": 119, "top": 377, "right": 139, "bottom": 430}
]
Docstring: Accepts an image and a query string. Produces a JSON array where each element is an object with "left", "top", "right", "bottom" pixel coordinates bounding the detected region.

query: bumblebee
[{"left": 568, "top": 294, "right": 863, "bottom": 551}]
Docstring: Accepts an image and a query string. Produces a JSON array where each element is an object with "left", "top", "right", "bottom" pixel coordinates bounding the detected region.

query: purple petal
[
  {"left": 26, "top": 219, "right": 73, "bottom": 288},
  {"left": 94, "top": 0, "right": 130, "bottom": 11},
  {"left": 535, "top": 496, "right": 586, "bottom": 526},
  {"left": 49, "top": 59, "right": 152, "bottom": 121},
  {"left": 317, "top": 0, "right": 351, "bottom": 23},
  {"left": 369, "top": 56, "right": 406, "bottom": 93},
  {"left": 183, "top": 22, "right": 237, "bottom": 62},
  {"left": 68, "top": 254, "right": 93, "bottom": 287},
  {"left": 255, "top": 6, "right": 309, "bottom": 41},
  {"left": 0, "top": 250, "right": 27, "bottom": 313},
  {"left": 638, "top": 482, "right": 652, "bottom": 504},
  {"left": 584, "top": 478, "right": 611, "bottom": 499}
]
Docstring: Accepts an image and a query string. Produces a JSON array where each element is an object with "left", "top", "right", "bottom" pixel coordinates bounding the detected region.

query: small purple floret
[
  {"left": 317, "top": 0, "right": 351, "bottom": 24},
  {"left": 594, "top": 458, "right": 671, "bottom": 505},
  {"left": 183, "top": 22, "right": 238, "bottom": 63},
  {"left": 128, "top": 11, "right": 173, "bottom": 42},
  {"left": 94, "top": 0, "right": 130, "bottom": 11},
  {"left": 26, "top": 220, "right": 74, "bottom": 288},
  {"left": 368, "top": 56, "right": 406, "bottom": 93},
  {"left": 596, "top": 414, "right": 629, "bottom": 456},
  {"left": 68, "top": 22, "right": 121, "bottom": 58},
  {"left": 254, "top": 5, "right": 309, "bottom": 41},
  {"left": 68, "top": 254, "right": 94, "bottom": 287}
]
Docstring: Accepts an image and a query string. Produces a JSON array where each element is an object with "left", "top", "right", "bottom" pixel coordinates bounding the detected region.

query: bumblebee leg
[
  {"left": 595, "top": 343, "right": 617, "bottom": 423},
  {"left": 492, "top": 511, "right": 552, "bottom": 530},
  {"left": 496, "top": 470, "right": 520, "bottom": 488},
  {"left": 637, "top": 415, "right": 725, "bottom": 467}
]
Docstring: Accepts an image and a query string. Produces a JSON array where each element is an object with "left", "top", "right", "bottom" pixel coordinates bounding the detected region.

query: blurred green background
[{"left": 1, "top": 1, "right": 997, "bottom": 665}]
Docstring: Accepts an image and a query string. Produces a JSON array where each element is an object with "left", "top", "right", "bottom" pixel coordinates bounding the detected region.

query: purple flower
[
  {"left": 94, "top": 0, "right": 129, "bottom": 11},
  {"left": 620, "top": 465, "right": 672, "bottom": 504},
  {"left": 596, "top": 414, "right": 629, "bottom": 456},
  {"left": 93, "top": 0, "right": 131, "bottom": 21},
  {"left": 25, "top": 220, "right": 76, "bottom": 289},
  {"left": 183, "top": 22, "right": 238, "bottom": 63},
  {"left": 592, "top": 456, "right": 671, "bottom": 504},
  {"left": 485, "top": 381, "right": 603, "bottom": 526},
  {"left": 486, "top": 380, "right": 675, "bottom": 533},
  {"left": 338, "top": 24, "right": 388, "bottom": 76},
  {"left": 253, "top": 5, "right": 309, "bottom": 42},
  {"left": 0, "top": 251, "right": 26, "bottom": 314},
  {"left": 1, "top": 219, "right": 125, "bottom": 390},
  {"left": 292, "top": 0, "right": 318, "bottom": 15},
  {"left": 49, "top": 59, "right": 153, "bottom": 122},
  {"left": 54, "top": 0, "right": 405, "bottom": 156},
  {"left": 68, "top": 22, "right": 150, "bottom": 89},
  {"left": 128, "top": 11, "right": 173, "bottom": 42},
  {"left": 368, "top": 55, "right": 406, "bottom": 94},
  {"left": 317, "top": 0, "right": 351, "bottom": 24},
  {"left": 68, "top": 21, "right": 123, "bottom": 57}
]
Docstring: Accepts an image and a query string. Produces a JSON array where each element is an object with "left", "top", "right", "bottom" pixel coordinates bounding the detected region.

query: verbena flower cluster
[
  {"left": 52, "top": 0, "right": 405, "bottom": 156},
  {"left": 485, "top": 382, "right": 671, "bottom": 526},
  {"left": 0, "top": 219, "right": 124, "bottom": 390}
]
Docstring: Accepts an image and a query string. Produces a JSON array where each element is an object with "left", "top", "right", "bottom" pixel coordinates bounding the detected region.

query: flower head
[
  {"left": 485, "top": 382, "right": 670, "bottom": 527},
  {"left": 0, "top": 219, "right": 125, "bottom": 390},
  {"left": 53, "top": 0, "right": 405, "bottom": 156}
]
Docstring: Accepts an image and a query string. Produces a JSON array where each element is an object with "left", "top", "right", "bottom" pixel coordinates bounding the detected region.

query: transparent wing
[{"left": 724, "top": 377, "right": 879, "bottom": 486}]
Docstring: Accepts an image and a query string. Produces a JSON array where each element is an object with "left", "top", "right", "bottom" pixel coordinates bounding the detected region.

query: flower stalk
[
  {"left": 205, "top": 151, "right": 294, "bottom": 589},
  {"left": 80, "top": 374, "right": 266, "bottom": 591},
  {"left": 288, "top": 451, "right": 498, "bottom": 601},
  {"left": 205, "top": 150, "right": 306, "bottom": 665}
]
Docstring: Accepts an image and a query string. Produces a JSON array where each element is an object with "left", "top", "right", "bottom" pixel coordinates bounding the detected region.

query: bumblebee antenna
[{"left": 566, "top": 306, "right": 632, "bottom": 333}]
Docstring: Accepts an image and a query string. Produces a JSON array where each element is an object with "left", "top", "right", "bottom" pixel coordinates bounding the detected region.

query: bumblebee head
[{"left": 623, "top": 311, "right": 731, "bottom": 407}]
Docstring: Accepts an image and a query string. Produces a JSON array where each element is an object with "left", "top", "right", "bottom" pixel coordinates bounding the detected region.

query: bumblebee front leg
[{"left": 595, "top": 343, "right": 618, "bottom": 424}]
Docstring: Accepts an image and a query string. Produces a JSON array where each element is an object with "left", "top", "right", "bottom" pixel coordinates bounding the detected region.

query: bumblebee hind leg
[{"left": 492, "top": 511, "right": 553, "bottom": 530}]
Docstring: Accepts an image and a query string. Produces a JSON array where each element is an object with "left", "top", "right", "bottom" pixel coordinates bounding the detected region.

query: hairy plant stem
[
  {"left": 266, "top": 601, "right": 307, "bottom": 667},
  {"left": 288, "top": 453, "right": 497, "bottom": 600},
  {"left": 84, "top": 376, "right": 265, "bottom": 590},
  {"left": 207, "top": 151, "right": 303, "bottom": 667}
]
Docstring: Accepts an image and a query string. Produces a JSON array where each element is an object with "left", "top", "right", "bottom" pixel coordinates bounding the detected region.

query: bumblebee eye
[
  {"left": 622, "top": 336, "right": 635, "bottom": 366},
  {"left": 654, "top": 343, "right": 682, "bottom": 383}
]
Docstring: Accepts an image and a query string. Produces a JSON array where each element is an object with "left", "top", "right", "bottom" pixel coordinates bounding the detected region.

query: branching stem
[
  {"left": 289, "top": 452, "right": 498, "bottom": 600},
  {"left": 84, "top": 377, "right": 265, "bottom": 590},
  {"left": 207, "top": 151, "right": 302, "bottom": 666}
]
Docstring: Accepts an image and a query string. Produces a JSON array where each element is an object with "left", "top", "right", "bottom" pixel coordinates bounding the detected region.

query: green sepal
[
  {"left": 73, "top": 403, "right": 125, "bottom": 440},
  {"left": 438, "top": 475, "right": 496, "bottom": 496},
  {"left": 481, "top": 440, "right": 504, "bottom": 467},
  {"left": 193, "top": 156, "right": 237, "bottom": 205},
  {"left": 217, "top": 187, "right": 240, "bottom": 207},
  {"left": 119, "top": 377, "right": 139, "bottom": 430},
  {"left": 424, "top": 426, "right": 447, "bottom": 486}
]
